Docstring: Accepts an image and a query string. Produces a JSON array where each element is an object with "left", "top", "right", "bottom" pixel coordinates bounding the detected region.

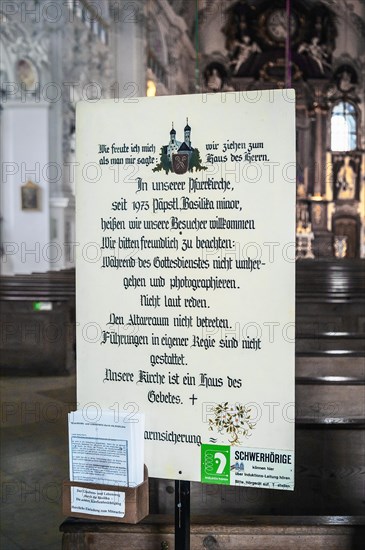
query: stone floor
[{"left": 0, "top": 374, "right": 76, "bottom": 550}]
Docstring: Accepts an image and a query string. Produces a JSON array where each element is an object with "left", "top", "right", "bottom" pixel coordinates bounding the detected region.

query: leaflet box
[{"left": 62, "top": 466, "right": 149, "bottom": 524}]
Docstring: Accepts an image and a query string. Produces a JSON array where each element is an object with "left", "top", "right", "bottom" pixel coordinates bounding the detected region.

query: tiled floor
[{"left": 0, "top": 374, "right": 76, "bottom": 549}]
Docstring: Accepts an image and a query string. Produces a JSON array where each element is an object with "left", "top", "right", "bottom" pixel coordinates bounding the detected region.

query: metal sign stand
[{"left": 175, "top": 479, "right": 190, "bottom": 550}]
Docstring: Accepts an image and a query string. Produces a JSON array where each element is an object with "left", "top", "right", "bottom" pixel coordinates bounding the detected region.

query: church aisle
[{"left": 0, "top": 374, "right": 76, "bottom": 549}]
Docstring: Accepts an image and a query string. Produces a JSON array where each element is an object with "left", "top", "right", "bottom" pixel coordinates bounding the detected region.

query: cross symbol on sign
[{"left": 189, "top": 394, "right": 198, "bottom": 405}]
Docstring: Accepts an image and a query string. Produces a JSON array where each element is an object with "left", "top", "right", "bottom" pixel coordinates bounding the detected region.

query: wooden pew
[
  {"left": 60, "top": 260, "right": 365, "bottom": 546},
  {"left": 0, "top": 269, "right": 75, "bottom": 375},
  {"left": 60, "top": 515, "right": 365, "bottom": 549}
]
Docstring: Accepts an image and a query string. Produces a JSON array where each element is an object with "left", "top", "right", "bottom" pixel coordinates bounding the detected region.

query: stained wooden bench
[
  {"left": 60, "top": 515, "right": 365, "bottom": 549},
  {"left": 60, "top": 260, "right": 365, "bottom": 546},
  {"left": 0, "top": 269, "right": 75, "bottom": 375}
]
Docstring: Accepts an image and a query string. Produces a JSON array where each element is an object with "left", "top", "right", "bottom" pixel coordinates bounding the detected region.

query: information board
[{"left": 76, "top": 90, "right": 296, "bottom": 489}]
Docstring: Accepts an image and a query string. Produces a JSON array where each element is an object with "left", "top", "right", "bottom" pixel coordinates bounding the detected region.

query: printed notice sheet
[
  {"left": 68, "top": 410, "right": 144, "bottom": 487},
  {"left": 76, "top": 90, "right": 296, "bottom": 488}
]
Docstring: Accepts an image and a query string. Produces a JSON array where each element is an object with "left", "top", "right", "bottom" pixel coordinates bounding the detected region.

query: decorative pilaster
[
  {"left": 111, "top": 0, "right": 146, "bottom": 98},
  {"left": 308, "top": 81, "right": 333, "bottom": 256}
]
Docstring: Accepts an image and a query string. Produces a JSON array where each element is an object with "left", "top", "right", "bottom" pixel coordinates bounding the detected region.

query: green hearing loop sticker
[{"left": 201, "top": 444, "right": 231, "bottom": 485}]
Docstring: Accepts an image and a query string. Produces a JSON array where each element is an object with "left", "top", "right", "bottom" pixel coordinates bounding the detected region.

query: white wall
[{"left": 1, "top": 100, "right": 51, "bottom": 274}]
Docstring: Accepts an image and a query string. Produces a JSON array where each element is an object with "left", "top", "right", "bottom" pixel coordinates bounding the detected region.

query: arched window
[{"left": 331, "top": 101, "right": 357, "bottom": 151}]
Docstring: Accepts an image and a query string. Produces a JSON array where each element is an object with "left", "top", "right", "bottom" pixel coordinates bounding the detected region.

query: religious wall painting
[
  {"left": 21, "top": 180, "right": 41, "bottom": 211},
  {"left": 332, "top": 153, "right": 361, "bottom": 201},
  {"left": 153, "top": 119, "right": 207, "bottom": 175},
  {"left": 265, "top": 9, "right": 297, "bottom": 42}
]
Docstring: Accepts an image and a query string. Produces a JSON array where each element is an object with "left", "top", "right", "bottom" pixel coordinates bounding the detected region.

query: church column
[
  {"left": 1, "top": 100, "right": 51, "bottom": 274},
  {"left": 312, "top": 84, "right": 328, "bottom": 197},
  {"left": 48, "top": 13, "right": 72, "bottom": 270},
  {"left": 111, "top": 0, "right": 146, "bottom": 99},
  {"left": 310, "top": 82, "right": 332, "bottom": 257}
]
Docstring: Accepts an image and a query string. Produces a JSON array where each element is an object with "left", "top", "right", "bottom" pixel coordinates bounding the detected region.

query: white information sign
[
  {"left": 76, "top": 90, "right": 296, "bottom": 488},
  {"left": 71, "top": 487, "right": 125, "bottom": 518}
]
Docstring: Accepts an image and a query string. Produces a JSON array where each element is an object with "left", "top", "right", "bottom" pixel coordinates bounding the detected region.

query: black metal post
[{"left": 175, "top": 479, "right": 190, "bottom": 550}]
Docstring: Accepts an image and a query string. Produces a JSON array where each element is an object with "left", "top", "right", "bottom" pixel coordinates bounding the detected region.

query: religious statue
[
  {"left": 334, "top": 236, "right": 348, "bottom": 259},
  {"left": 230, "top": 35, "right": 261, "bottom": 74},
  {"left": 203, "top": 63, "right": 234, "bottom": 93},
  {"left": 298, "top": 37, "right": 330, "bottom": 74},
  {"left": 335, "top": 65, "right": 357, "bottom": 93},
  {"left": 336, "top": 156, "right": 357, "bottom": 200},
  {"left": 338, "top": 70, "right": 353, "bottom": 92},
  {"left": 17, "top": 58, "right": 37, "bottom": 89},
  {"left": 206, "top": 68, "right": 223, "bottom": 92}
]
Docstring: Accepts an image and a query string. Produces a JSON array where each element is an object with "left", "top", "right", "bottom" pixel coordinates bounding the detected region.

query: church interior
[{"left": 0, "top": 0, "right": 364, "bottom": 548}]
